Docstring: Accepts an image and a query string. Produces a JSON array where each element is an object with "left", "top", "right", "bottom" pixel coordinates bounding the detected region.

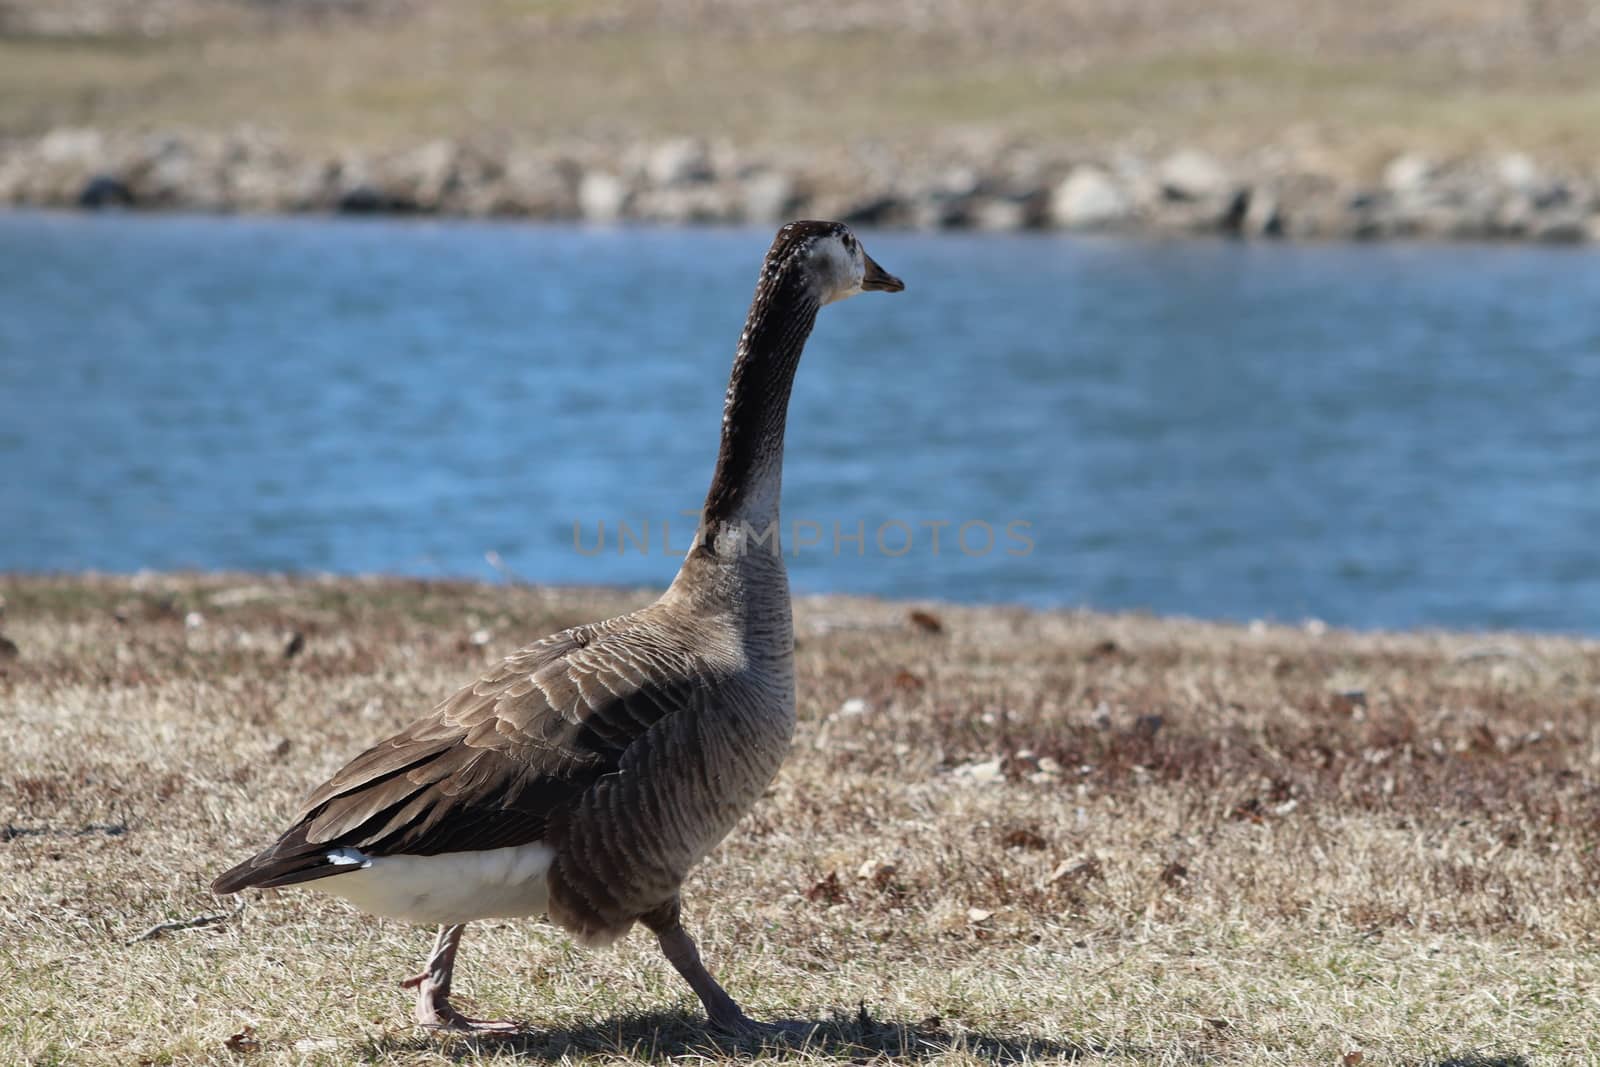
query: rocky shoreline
[{"left": 5, "top": 127, "right": 1600, "bottom": 243}]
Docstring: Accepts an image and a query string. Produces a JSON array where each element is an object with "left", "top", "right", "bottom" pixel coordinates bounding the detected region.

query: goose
[{"left": 212, "top": 221, "right": 905, "bottom": 1034}]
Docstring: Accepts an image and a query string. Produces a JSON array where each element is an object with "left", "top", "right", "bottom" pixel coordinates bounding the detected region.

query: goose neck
[{"left": 698, "top": 275, "right": 819, "bottom": 537}]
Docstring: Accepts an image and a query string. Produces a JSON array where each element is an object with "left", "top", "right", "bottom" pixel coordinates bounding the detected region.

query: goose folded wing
[{"left": 213, "top": 628, "right": 705, "bottom": 891}]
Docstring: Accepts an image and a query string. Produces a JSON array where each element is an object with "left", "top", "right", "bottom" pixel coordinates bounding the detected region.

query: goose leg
[
  {"left": 400, "top": 923, "right": 519, "bottom": 1033},
  {"left": 642, "top": 900, "right": 810, "bottom": 1038}
]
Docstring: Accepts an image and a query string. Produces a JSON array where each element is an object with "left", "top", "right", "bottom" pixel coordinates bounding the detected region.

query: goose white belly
[{"left": 312, "top": 842, "right": 555, "bottom": 926}]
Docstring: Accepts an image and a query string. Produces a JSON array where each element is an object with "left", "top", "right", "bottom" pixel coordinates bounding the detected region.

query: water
[{"left": 1, "top": 212, "right": 1597, "bottom": 633}]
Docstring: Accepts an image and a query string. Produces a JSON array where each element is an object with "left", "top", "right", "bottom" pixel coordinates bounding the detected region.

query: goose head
[{"left": 764, "top": 220, "right": 904, "bottom": 306}]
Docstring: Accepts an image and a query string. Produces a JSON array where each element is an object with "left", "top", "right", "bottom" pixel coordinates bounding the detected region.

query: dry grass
[
  {"left": 2, "top": 1, "right": 1600, "bottom": 166},
  {"left": 2, "top": 573, "right": 1598, "bottom": 1066}
]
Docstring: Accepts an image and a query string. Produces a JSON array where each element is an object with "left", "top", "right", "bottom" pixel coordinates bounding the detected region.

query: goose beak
[{"left": 861, "top": 253, "right": 905, "bottom": 293}]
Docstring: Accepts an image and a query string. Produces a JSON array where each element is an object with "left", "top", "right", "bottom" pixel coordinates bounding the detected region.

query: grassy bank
[
  {"left": 2, "top": 573, "right": 1597, "bottom": 1065},
  {"left": 2, "top": 1, "right": 1599, "bottom": 169}
]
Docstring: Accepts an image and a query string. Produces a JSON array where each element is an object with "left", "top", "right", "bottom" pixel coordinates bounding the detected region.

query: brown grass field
[
  {"left": 3, "top": 0, "right": 1600, "bottom": 169},
  {"left": 2, "top": 573, "right": 1597, "bottom": 1065}
]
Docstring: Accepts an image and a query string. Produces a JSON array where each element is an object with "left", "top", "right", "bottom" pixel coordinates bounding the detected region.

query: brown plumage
[{"left": 212, "top": 221, "right": 904, "bottom": 1035}]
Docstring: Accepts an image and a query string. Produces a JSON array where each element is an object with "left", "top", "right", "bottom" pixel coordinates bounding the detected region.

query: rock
[
  {"left": 494, "top": 152, "right": 579, "bottom": 217},
  {"left": 969, "top": 195, "right": 1033, "bottom": 231},
  {"left": 813, "top": 191, "right": 900, "bottom": 227},
  {"left": 907, "top": 191, "right": 970, "bottom": 230},
  {"left": 739, "top": 169, "right": 799, "bottom": 222},
  {"left": 36, "top": 127, "right": 105, "bottom": 168},
  {"left": 1382, "top": 153, "right": 1434, "bottom": 196},
  {"left": 1495, "top": 152, "right": 1541, "bottom": 192},
  {"left": 634, "top": 183, "right": 739, "bottom": 224},
  {"left": 1532, "top": 214, "right": 1588, "bottom": 243},
  {"left": 1218, "top": 188, "right": 1251, "bottom": 233},
  {"left": 1159, "top": 149, "right": 1230, "bottom": 201},
  {"left": 401, "top": 139, "right": 462, "bottom": 209},
  {"left": 1242, "top": 189, "right": 1283, "bottom": 237},
  {"left": 284, "top": 158, "right": 340, "bottom": 212},
  {"left": 227, "top": 153, "right": 302, "bottom": 214},
  {"left": 78, "top": 174, "right": 133, "bottom": 209},
  {"left": 128, "top": 135, "right": 227, "bottom": 209},
  {"left": 645, "top": 138, "right": 713, "bottom": 186},
  {"left": 577, "top": 171, "right": 630, "bottom": 222},
  {"left": 336, "top": 183, "right": 388, "bottom": 214},
  {"left": 934, "top": 166, "right": 983, "bottom": 200},
  {"left": 1530, "top": 181, "right": 1573, "bottom": 211},
  {"left": 1049, "top": 166, "right": 1131, "bottom": 228}
]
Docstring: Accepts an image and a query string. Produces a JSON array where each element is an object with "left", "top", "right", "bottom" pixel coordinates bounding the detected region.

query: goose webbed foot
[
  {"left": 644, "top": 900, "right": 810, "bottom": 1043},
  {"left": 403, "top": 923, "right": 521, "bottom": 1035}
]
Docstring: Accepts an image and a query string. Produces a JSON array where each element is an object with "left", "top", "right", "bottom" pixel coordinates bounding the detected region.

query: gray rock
[
  {"left": 739, "top": 170, "right": 799, "bottom": 222},
  {"left": 337, "top": 184, "right": 388, "bottom": 213},
  {"left": 646, "top": 138, "right": 713, "bottom": 186},
  {"left": 830, "top": 193, "right": 902, "bottom": 227},
  {"left": 969, "top": 196, "right": 1031, "bottom": 231},
  {"left": 402, "top": 139, "right": 462, "bottom": 209},
  {"left": 128, "top": 136, "right": 227, "bottom": 209},
  {"left": 906, "top": 189, "right": 970, "bottom": 230},
  {"left": 78, "top": 174, "right": 133, "bottom": 209},
  {"left": 1532, "top": 214, "right": 1589, "bottom": 243},
  {"left": 578, "top": 170, "right": 630, "bottom": 222},
  {"left": 1495, "top": 152, "right": 1540, "bottom": 192},
  {"left": 1241, "top": 189, "right": 1283, "bottom": 237},
  {"left": 36, "top": 127, "right": 105, "bottom": 168},
  {"left": 1382, "top": 153, "right": 1434, "bottom": 196},
  {"left": 1158, "top": 150, "right": 1230, "bottom": 201},
  {"left": 634, "top": 183, "right": 739, "bottom": 224},
  {"left": 493, "top": 152, "right": 579, "bottom": 217},
  {"left": 934, "top": 166, "right": 983, "bottom": 199},
  {"left": 1049, "top": 166, "right": 1131, "bottom": 228}
]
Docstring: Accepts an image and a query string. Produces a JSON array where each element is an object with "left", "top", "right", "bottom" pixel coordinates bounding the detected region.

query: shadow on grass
[
  {"left": 1428, "top": 1055, "right": 1529, "bottom": 1067},
  {"left": 372, "top": 1005, "right": 1107, "bottom": 1063}
]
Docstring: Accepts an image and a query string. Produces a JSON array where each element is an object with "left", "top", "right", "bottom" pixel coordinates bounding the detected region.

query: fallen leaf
[
  {"left": 1002, "top": 827, "right": 1048, "bottom": 851},
  {"left": 892, "top": 669, "right": 925, "bottom": 692},
  {"left": 907, "top": 609, "right": 943, "bottom": 634},
  {"left": 1343, "top": 1052, "right": 1364, "bottom": 1066},
  {"left": 966, "top": 907, "right": 993, "bottom": 923},
  {"left": 1050, "top": 857, "right": 1103, "bottom": 884},
  {"left": 1205, "top": 1017, "right": 1229, "bottom": 1030},
  {"left": 804, "top": 872, "right": 847, "bottom": 905},
  {"left": 1160, "top": 862, "right": 1189, "bottom": 887},
  {"left": 224, "top": 1026, "right": 259, "bottom": 1053}
]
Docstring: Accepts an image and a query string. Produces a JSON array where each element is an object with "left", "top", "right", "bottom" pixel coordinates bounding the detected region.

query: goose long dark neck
[{"left": 699, "top": 269, "right": 820, "bottom": 532}]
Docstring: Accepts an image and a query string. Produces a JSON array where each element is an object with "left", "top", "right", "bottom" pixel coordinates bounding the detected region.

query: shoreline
[
  {"left": 5, "top": 128, "right": 1600, "bottom": 244},
  {"left": 3, "top": 571, "right": 1594, "bottom": 645}
]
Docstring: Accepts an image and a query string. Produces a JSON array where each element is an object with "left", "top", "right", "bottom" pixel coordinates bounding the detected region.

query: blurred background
[{"left": 1, "top": 0, "right": 1597, "bottom": 632}]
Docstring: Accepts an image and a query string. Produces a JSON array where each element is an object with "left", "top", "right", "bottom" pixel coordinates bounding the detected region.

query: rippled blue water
[{"left": 1, "top": 212, "right": 1596, "bottom": 632}]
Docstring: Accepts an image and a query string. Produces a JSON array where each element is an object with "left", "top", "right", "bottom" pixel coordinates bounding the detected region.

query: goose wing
[{"left": 212, "top": 615, "right": 711, "bottom": 892}]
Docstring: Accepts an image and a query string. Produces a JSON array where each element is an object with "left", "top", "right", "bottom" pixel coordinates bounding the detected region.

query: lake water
[{"left": 2, "top": 212, "right": 1597, "bottom": 633}]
